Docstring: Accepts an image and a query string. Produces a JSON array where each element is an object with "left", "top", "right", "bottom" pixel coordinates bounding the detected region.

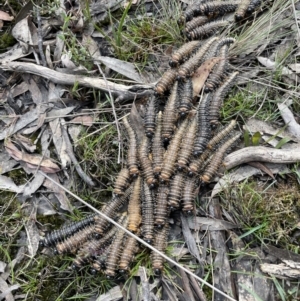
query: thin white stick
[{"left": 38, "top": 171, "right": 237, "bottom": 301}]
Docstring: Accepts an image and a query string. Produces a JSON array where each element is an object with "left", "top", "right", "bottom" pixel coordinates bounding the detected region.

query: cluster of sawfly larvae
[
  {"left": 181, "top": 0, "right": 262, "bottom": 41},
  {"left": 39, "top": 40, "right": 241, "bottom": 277},
  {"left": 38, "top": 0, "right": 261, "bottom": 278}
]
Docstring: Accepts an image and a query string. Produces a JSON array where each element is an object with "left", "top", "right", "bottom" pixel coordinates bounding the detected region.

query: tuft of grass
[{"left": 219, "top": 178, "right": 300, "bottom": 250}]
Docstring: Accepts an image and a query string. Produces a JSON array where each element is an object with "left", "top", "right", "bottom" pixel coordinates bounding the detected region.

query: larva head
[
  {"left": 153, "top": 266, "right": 163, "bottom": 276},
  {"left": 129, "top": 168, "right": 139, "bottom": 178},
  {"left": 169, "top": 60, "right": 178, "bottom": 68},
  {"left": 204, "top": 86, "right": 212, "bottom": 93},
  {"left": 182, "top": 205, "right": 194, "bottom": 215},
  {"left": 72, "top": 263, "right": 80, "bottom": 270},
  {"left": 146, "top": 131, "right": 154, "bottom": 138},
  {"left": 193, "top": 150, "right": 201, "bottom": 157},
  {"left": 39, "top": 240, "right": 45, "bottom": 248},
  {"left": 235, "top": 13, "right": 243, "bottom": 21},
  {"left": 90, "top": 268, "right": 98, "bottom": 275},
  {"left": 185, "top": 31, "right": 193, "bottom": 40},
  {"left": 53, "top": 248, "right": 60, "bottom": 255}
]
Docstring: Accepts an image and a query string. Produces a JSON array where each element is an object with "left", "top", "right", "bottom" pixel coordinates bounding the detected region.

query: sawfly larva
[
  {"left": 40, "top": 214, "right": 97, "bottom": 247},
  {"left": 201, "top": 132, "right": 241, "bottom": 183},
  {"left": 177, "top": 116, "right": 198, "bottom": 171},
  {"left": 128, "top": 176, "right": 142, "bottom": 233},
  {"left": 198, "top": 1, "right": 240, "bottom": 17},
  {"left": 155, "top": 69, "right": 177, "bottom": 95},
  {"left": 119, "top": 234, "right": 139, "bottom": 273},
  {"left": 94, "top": 187, "right": 131, "bottom": 237},
  {"left": 185, "top": 16, "right": 209, "bottom": 33},
  {"left": 169, "top": 40, "right": 201, "bottom": 67},
  {"left": 167, "top": 172, "right": 185, "bottom": 210},
  {"left": 55, "top": 225, "right": 95, "bottom": 255},
  {"left": 207, "top": 120, "right": 237, "bottom": 149},
  {"left": 154, "top": 184, "right": 169, "bottom": 228},
  {"left": 178, "top": 78, "right": 193, "bottom": 117},
  {"left": 113, "top": 168, "right": 130, "bottom": 196},
  {"left": 104, "top": 216, "right": 128, "bottom": 278},
  {"left": 73, "top": 214, "right": 126, "bottom": 269},
  {"left": 193, "top": 94, "right": 212, "bottom": 156},
  {"left": 152, "top": 111, "right": 164, "bottom": 177},
  {"left": 162, "top": 81, "right": 178, "bottom": 142},
  {"left": 123, "top": 116, "right": 139, "bottom": 177},
  {"left": 151, "top": 224, "right": 169, "bottom": 275},
  {"left": 181, "top": 176, "right": 197, "bottom": 214},
  {"left": 138, "top": 136, "right": 156, "bottom": 188},
  {"left": 144, "top": 96, "right": 157, "bottom": 138},
  {"left": 186, "top": 20, "right": 229, "bottom": 40},
  {"left": 142, "top": 180, "right": 154, "bottom": 244},
  {"left": 177, "top": 37, "right": 218, "bottom": 80},
  {"left": 160, "top": 118, "right": 189, "bottom": 183},
  {"left": 209, "top": 71, "right": 239, "bottom": 127},
  {"left": 205, "top": 44, "right": 229, "bottom": 92}
]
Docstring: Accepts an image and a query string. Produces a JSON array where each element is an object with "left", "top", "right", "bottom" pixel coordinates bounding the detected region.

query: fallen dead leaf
[
  {"left": 257, "top": 56, "right": 293, "bottom": 75},
  {"left": 69, "top": 115, "right": 94, "bottom": 126},
  {"left": 5, "top": 139, "right": 60, "bottom": 173},
  {"left": 0, "top": 10, "right": 14, "bottom": 21},
  {"left": 192, "top": 57, "right": 222, "bottom": 96}
]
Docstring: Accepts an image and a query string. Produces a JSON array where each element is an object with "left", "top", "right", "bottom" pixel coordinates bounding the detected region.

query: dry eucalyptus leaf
[
  {"left": 69, "top": 115, "right": 94, "bottom": 126},
  {"left": 25, "top": 219, "right": 40, "bottom": 257},
  {"left": 12, "top": 16, "right": 38, "bottom": 46},
  {"left": 94, "top": 56, "right": 144, "bottom": 83},
  {"left": 0, "top": 107, "right": 39, "bottom": 140},
  {"left": 187, "top": 216, "right": 239, "bottom": 231},
  {"left": 257, "top": 56, "right": 293, "bottom": 75},
  {"left": 192, "top": 57, "right": 222, "bottom": 96},
  {"left": 288, "top": 63, "right": 300, "bottom": 73},
  {"left": 5, "top": 139, "right": 60, "bottom": 173},
  {"left": 0, "top": 278, "right": 19, "bottom": 301},
  {"left": 211, "top": 163, "right": 289, "bottom": 198},
  {"left": 0, "top": 175, "right": 24, "bottom": 193},
  {"left": 0, "top": 10, "right": 14, "bottom": 21},
  {"left": 0, "top": 43, "right": 33, "bottom": 63},
  {"left": 61, "top": 52, "right": 77, "bottom": 69},
  {"left": 96, "top": 286, "right": 123, "bottom": 301},
  {"left": 278, "top": 103, "right": 300, "bottom": 139}
]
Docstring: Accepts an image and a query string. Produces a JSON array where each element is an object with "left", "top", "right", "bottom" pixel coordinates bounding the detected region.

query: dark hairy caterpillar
[
  {"left": 182, "top": 176, "right": 197, "bottom": 214},
  {"left": 177, "top": 116, "right": 198, "bottom": 171},
  {"left": 185, "top": 16, "right": 209, "bottom": 34},
  {"left": 138, "top": 136, "right": 156, "bottom": 188},
  {"left": 154, "top": 184, "right": 169, "bottom": 228},
  {"left": 169, "top": 40, "right": 201, "bottom": 67},
  {"left": 141, "top": 180, "right": 154, "bottom": 244},
  {"left": 104, "top": 216, "right": 128, "bottom": 278},
  {"left": 207, "top": 120, "right": 237, "bottom": 149},
  {"left": 152, "top": 111, "right": 164, "bottom": 177},
  {"left": 155, "top": 69, "right": 177, "bottom": 95},
  {"left": 113, "top": 168, "right": 130, "bottom": 196},
  {"left": 201, "top": 132, "right": 241, "bottom": 183},
  {"left": 193, "top": 94, "right": 212, "bottom": 156},
  {"left": 40, "top": 214, "right": 97, "bottom": 247},
  {"left": 162, "top": 81, "right": 178, "bottom": 142},
  {"left": 55, "top": 224, "right": 95, "bottom": 255},
  {"left": 123, "top": 116, "right": 139, "bottom": 177},
  {"left": 235, "top": 0, "right": 252, "bottom": 20},
  {"left": 144, "top": 96, "right": 157, "bottom": 138},
  {"left": 186, "top": 20, "right": 229, "bottom": 40},
  {"left": 160, "top": 118, "right": 189, "bottom": 183},
  {"left": 127, "top": 176, "right": 142, "bottom": 233},
  {"left": 205, "top": 44, "right": 229, "bottom": 92},
  {"left": 118, "top": 233, "right": 139, "bottom": 273},
  {"left": 178, "top": 78, "right": 193, "bottom": 117},
  {"left": 177, "top": 37, "right": 219, "bottom": 80},
  {"left": 73, "top": 214, "right": 127, "bottom": 269},
  {"left": 94, "top": 186, "right": 132, "bottom": 237},
  {"left": 209, "top": 71, "right": 239, "bottom": 127},
  {"left": 167, "top": 172, "right": 185, "bottom": 210},
  {"left": 197, "top": 1, "right": 241, "bottom": 18},
  {"left": 151, "top": 224, "right": 169, "bottom": 275}
]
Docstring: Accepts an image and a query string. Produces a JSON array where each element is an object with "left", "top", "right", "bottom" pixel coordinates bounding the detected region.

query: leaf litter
[{"left": 0, "top": 0, "right": 300, "bottom": 300}]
